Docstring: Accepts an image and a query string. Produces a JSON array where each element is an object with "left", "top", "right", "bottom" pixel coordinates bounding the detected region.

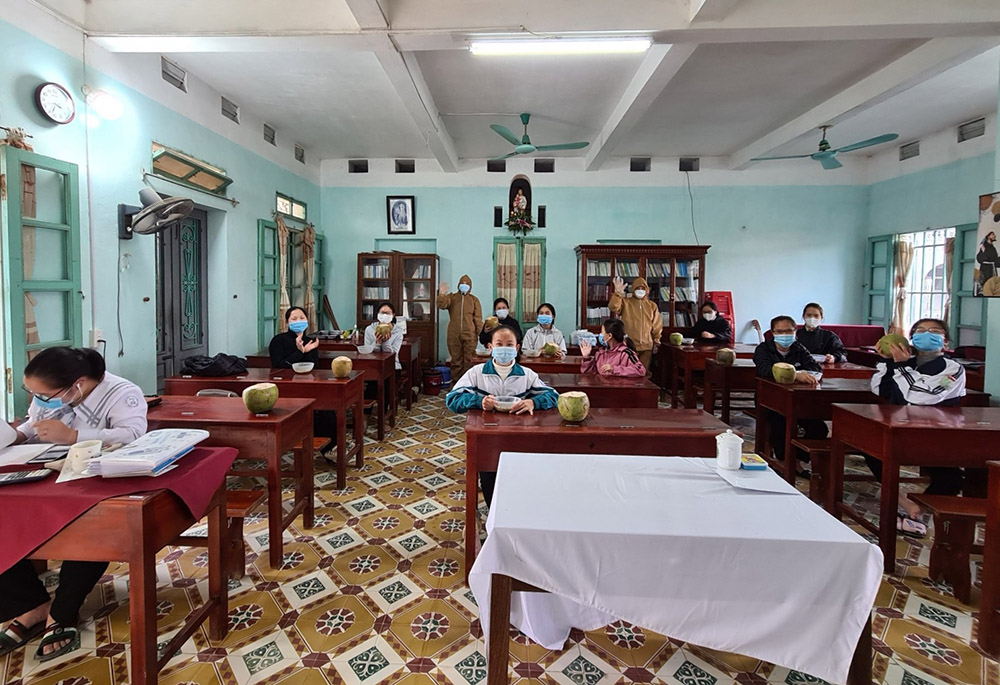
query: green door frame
[
  {"left": 492, "top": 236, "right": 547, "bottom": 322},
  {"left": 951, "top": 222, "right": 988, "bottom": 345},
  {"left": 257, "top": 219, "right": 280, "bottom": 350},
  {"left": 863, "top": 234, "right": 895, "bottom": 330},
  {"left": 1, "top": 148, "right": 82, "bottom": 417}
]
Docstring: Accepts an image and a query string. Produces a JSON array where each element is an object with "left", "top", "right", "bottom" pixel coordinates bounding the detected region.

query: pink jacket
[{"left": 580, "top": 342, "right": 647, "bottom": 377}]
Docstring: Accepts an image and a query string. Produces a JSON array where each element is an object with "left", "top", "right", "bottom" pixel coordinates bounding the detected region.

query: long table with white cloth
[{"left": 469, "top": 452, "right": 883, "bottom": 685}]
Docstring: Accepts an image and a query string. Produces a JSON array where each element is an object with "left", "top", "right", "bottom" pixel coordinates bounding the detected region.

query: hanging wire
[{"left": 684, "top": 170, "right": 701, "bottom": 246}]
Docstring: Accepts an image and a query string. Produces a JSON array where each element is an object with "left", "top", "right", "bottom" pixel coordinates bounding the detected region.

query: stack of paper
[{"left": 91, "top": 428, "right": 209, "bottom": 478}]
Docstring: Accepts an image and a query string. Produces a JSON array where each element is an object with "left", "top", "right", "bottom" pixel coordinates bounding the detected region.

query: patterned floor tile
[
  {"left": 656, "top": 648, "right": 736, "bottom": 685},
  {"left": 226, "top": 630, "right": 301, "bottom": 683}
]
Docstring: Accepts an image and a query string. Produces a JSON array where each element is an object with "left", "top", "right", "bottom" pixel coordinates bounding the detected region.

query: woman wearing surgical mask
[
  {"left": 689, "top": 301, "right": 732, "bottom": 345},
  {"left": 521, "top": 303, "right": 566, "bottom": 358},
  {"left": 867, "top": 318, "right": 974, "bottom": 537},
  {"left": 364, "top": 301, "right": 404, "bottom": 370},
  {"left": 579, "top": 318, "right": 646, "bottom": 377},
  {"left": 478, "top": 297, "right": 523, "bottom": 346},
  {"left": 269, "top": 306, "right": 320, "bottom": 369},
  {"left": 795, "top": 302, "right": 846, "bottom": 363},
  {"left": 3, "top": 346, "right": 146, "bottom": 662}
]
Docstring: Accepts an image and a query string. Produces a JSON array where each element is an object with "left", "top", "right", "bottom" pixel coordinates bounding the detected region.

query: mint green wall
[
  {"left": 323, "top": 184, "right": 869, "bottom": 360},
  {"left": 1, "top": 19, "right": 320, "bottom": 393}
]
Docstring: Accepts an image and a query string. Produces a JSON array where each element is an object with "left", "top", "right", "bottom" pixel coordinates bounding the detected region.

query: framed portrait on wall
[
  {"left": 977, "top": 192, "right": 1000, "bottom": 296},
  {"left": 387, "top": 195, "right": 415, "bottom": 235}
]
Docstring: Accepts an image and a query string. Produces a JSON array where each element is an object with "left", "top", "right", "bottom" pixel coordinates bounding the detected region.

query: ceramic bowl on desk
[
  {"left": 492, "top": 396, "right": 519, "bottom": 413},
  {"left": 356, "top": 345, "right": 375, "bottom": 354},
  {"left": 292, "top": 362, "right": 315, "bottom": 373},
  {"left": 682, "top": 337, "right": 695, "bottom": 344},
  {"left": 521, "top": 350, "right": 541, "bottom": 358}
]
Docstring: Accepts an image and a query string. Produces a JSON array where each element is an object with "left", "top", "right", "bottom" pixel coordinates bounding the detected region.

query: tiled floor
[{"left": 3, "top": 395, "right": 999, "bottom": 684}]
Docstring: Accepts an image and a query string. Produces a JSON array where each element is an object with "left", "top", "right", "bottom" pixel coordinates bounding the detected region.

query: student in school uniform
[
  {"left": 269, "top": 306, "right": 320, "bottom": 368},
  {"left": 753, "top": 315, "right": 828, "bottom": 466},
  {"left": 609, "top": 276, "right": 663, "bottom": 373},
  {"left": 689, "top": 301, "right": 732, "bottom": 345},
  {"left": 521, "top": 303, "right": 566, "bottom": 357},
  {"left": 868, "top": 318, "right": 973, "bottom": 537},
  {"left": 479, "top": 297, "right": 523, "bottom": 346},
  {"left": 364, "top": 301, "right": 404, "bottom": 370},
  {"left": 579, "top": 318, "right": 646, "bottom": 377},
  {"left": 796, "top": 302, "right": 847, "bottom": 363},
  {"left": 445, "top": 326, "right": 558, "bottom": 506},
  {"left": 1, "top": 347, "right": 147, "bottom": 662}
]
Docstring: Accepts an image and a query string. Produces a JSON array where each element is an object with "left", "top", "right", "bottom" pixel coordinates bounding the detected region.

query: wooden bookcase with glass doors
[
  {"left": 357, "top": 251, "right": 439, "bottom": 365},
  {"left": 575, "top": 245, "right": 710, "bottom": 333}
]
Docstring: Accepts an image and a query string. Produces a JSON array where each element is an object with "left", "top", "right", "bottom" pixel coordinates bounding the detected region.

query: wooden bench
[
  {"left": 802, "top": 438, "right": 926, "bottom": 511},
  {"left": 229, "top": 436, "right": 332, "bottom": 478},
  {"left": 907, "top": 493, "right": 984, "bottom": 604},
  {"left": 174, "top": 489, "right": 266, "bottom": 579}
]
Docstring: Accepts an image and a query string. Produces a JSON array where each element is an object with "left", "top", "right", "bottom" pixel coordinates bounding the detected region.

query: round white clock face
[{"left": 35, "top": 82, "right": 75, "bottom": 124}]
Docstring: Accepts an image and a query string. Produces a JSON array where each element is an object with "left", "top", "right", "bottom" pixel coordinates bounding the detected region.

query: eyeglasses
[
  {"left": 21, "top": 384, "right": 70, "bottom": 403},
  {"left": 913, "top": 328, "right": 946, "bottom": 335}
]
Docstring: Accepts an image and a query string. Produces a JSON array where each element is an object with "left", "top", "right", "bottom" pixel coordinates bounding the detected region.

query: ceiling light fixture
[
  {"left": 83, "top": 86, "right": 123, "bottom": 120},
  {"left": 469, "top": 37, "right": 652, "bottom": 56}
]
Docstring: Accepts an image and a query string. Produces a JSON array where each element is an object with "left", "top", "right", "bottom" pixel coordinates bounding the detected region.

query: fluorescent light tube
[{"left": 470, "top": 38, "right": 652, "bottom": 56}]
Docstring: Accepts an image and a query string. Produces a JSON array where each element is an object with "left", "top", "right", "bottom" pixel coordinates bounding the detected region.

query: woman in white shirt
[
  {"left": 520, "top": 303, "right": 567, "bottom": 358},
  {"left": 363, "top": 301, "right": 404, "bottom": 370},
  {"left": 1, "top": 347, "right": 147, "bottom": 662}
]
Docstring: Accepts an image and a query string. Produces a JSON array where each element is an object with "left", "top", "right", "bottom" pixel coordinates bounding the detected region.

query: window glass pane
[
  {"left": 263, "top": 257, "right": 276, "bottom": 285},
  {"left": 869, "top": 297, "right": 885, "bottom": 320},
  {"left": 872, "top": 240, "right": 888, "bottom": 265},
  {"left": 23, "top": 226, "right": 68, "bottom": 281},
  {"left": 22, "top": 166, "right": 65, "bottom": 224},
  {"left": 263, "top": 292, "right": 277, "bottom": 318},
  {"left": 27, "top": 290, "right": 69, "bottom": 343},
  {"left": 403, "top": 258, "right": 431, "bottom": 279},
  {"left": 276, "top": 196, "right": 292, "bottom": 215},
  {"left": 871, "top": 266, "right": 887, "bottom": 290},
  {"left": 957, "top": 328, "right": 982, "bottom": 346},
  {"left": 958, "top": 298, "right": 982, "bottom": 327},
  {"left": 292, "top": 202, "right": 306, "bottom": 220},
  {"left": 584, "top": 258, "right": 612, "bottom": 326}
]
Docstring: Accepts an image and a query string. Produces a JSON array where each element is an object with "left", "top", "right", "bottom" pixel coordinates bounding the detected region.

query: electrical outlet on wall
[{"left": 90, "top": 329, "right": 103, "bottom": 347}]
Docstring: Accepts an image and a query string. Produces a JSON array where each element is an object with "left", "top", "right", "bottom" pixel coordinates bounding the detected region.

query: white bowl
[
  {"left": 356, "top": 344, "right": 376, "bottom": 354},
  {"left": 292, "top": 362, "right": 315, "bottom": 373},
  {"left": 682, "top": 337, "right": 695, "bottom": 345},
  {"left": 492, "top": 396, "right": 520, "bottom": 413},
  {"left": 522, "top": 349, "right": 541, "bottom": 358}
]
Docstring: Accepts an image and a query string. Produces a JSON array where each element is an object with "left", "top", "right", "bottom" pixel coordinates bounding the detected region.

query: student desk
[
  {"left": 518, "top": 355, "right": 584, "bottom": 374},
  {"left": 314, "top": 338, "right": 423, "bottom": 410},
  {"left": 462, "top": 408, "right": 732, "bottom": 577},
  {"left": 163, "top": 369, "right": 365, "bottom": 489},
  {"left": 704, "top": 360, "right": 875, "bottom": 424},
  {"left": 830, "top": 404, "right": 1000, "bottom": 575},
  {"left": 247, "top": 350, "right": 397, "bottom": 441},
  {"left": 662, "top": 343, "right": 756, "bottom": 409},
  {"left": 147, "top": 396, "right": 316, "bottom": 569},
  {"left": 536, "top": 373, "right": 660, "bottom": 408}
]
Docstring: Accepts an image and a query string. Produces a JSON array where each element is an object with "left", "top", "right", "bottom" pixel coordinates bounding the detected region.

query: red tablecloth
[{"left": 0, "top": 446, "right": 237, "bottom": 573}]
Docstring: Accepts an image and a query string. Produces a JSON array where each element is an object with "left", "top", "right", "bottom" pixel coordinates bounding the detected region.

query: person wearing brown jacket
[
  {"left": 438, "top": 274, "right": 483, "bottom": 379},
  {"left": 609, "top": 275, "right": 663, "bottom": 373}
]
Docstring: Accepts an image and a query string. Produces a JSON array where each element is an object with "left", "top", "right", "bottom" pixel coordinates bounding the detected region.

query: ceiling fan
[
  {"left": 751, "top": 125, "right": 899, "bottom": 170},
  {"left": 489, "top": 113, "right": 589, "bottom": 161}
]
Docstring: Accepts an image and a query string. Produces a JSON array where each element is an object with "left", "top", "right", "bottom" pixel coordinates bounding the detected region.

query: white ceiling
[{"left": 61, "top": 0, "right": 1000, "bottom": 169}]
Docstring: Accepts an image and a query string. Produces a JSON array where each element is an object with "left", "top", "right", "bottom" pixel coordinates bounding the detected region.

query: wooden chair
[
  {"left": 173, "top": 489, "right": 266, "bottom": 579},
  {"left": 804, "top": 438, "right": 926, "bottom": 511},
  {"left": 906, "top": 492, "right": 983, "bottom": 604}
]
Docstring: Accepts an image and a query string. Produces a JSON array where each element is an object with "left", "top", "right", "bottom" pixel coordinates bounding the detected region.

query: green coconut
[
  {"left": 557, "top": 391, "right": 591, "bottom": 423},
  {"left": 772, "top": 362, "right": 797, "bottom": 384},
  {"left": 541, "top": 342, "right": 560, "bottom": 357},
  {"left": 876, "top": 333, "right": 909, "bottom": 356},
  {"left": 242, "top": 382, "right": 278, "bottom": 413},
  {"left": 375, "top": 322, "right": 393, "bottom": 338},
  {"left": 331, "top": 356, "right": 354, "bottom": 378},
  {"left": 484, "top": 316, "right": 499, "bottom": 331},
  {"left": 716, "top": 348, "right": 736, "bottom": 366},
  {"left": 668, "top": 332, "right": 684, "bottom": 346}
]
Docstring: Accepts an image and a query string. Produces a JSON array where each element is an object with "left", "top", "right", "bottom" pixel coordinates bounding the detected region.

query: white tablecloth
[{"left": 469, "top": 453, "right": 883, "bottom": 685}]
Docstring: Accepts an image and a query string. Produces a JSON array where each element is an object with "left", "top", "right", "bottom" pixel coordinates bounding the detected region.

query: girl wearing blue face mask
[
  {"left": 521, "top": 303, "right": 567, "bottom": 357},
  {"left": 445, "top": 325, "right": 559, "bottom": 506},
  {"left": 269, "top": 306, "right": 320, "bottom": 369},
  {"left": 867, "top": 318, "right": 973, "bottom": 537},
  {"left": 479, "top": 297, "right": 523, "bottom": 347}
]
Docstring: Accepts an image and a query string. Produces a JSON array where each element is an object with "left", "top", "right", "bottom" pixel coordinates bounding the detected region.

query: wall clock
[{"left": 35, "top": 82, "right": 75, "bottom": 124}]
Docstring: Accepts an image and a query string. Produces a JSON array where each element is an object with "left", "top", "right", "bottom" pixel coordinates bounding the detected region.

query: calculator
[{"left": 0, "top": 469, "right": 54, "bottom": 486}]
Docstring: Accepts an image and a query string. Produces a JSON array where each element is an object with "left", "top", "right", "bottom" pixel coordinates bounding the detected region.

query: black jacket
[
  {"left": 269, "top": 331, "right": 320, "bottom": 368},
  {"left": 690, "top": 317, "right": 732, "bottom": 345},
  {"left": 795, "top": 327, "right": 847, "bottom": 362},
  {"left": 479, "top": 317, "right": 523, "bottom": 346},
  {"left": 753, "top": 340, "right": 822, "bottom": 379}
]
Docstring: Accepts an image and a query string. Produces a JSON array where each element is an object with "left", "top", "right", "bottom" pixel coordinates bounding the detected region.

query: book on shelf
[
  {"left": 362, "top": 263, "right": 390, "bottom": 279},
  {"left": 646, "top": 261, "right": 671, "bottom": 278},
  {"left": 408, "top": 264, "right": 431, "bottom": 278},
  {"left": 615, "top": 262, "right": 640, "bottom": 278},
  {"left": 362, "top": 287, "right": 391, "bottom": 299},
  {"left": 586, "top": 261, "right": 612, "bottom": 277},
  {"left": 673, "top": 286, "right": 697, "bottom": 303}
]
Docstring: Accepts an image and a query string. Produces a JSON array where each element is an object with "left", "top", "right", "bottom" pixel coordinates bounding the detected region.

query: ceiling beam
[
  {"left": 343, "top": 0, "right": 389, "bottom": 30},
  {"left": 688, "top": 0, "right": 740, "bottom": 24},
  {"left": 728, "top": 37, "right": 1000, "bottom": 169},
  {"left": 584, "top": 43, "right": 698, "bottom": 171}
]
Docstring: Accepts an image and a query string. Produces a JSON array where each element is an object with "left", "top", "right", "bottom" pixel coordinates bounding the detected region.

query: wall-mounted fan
[
  {"left": 118, "top": 188, "right": 194, "bottom": 239},
  {"left": 490, "top": 112, "right": 589, "bottom": 161},
  {"left": 751, "top": 126, "right": 899, "bottom": 170}
]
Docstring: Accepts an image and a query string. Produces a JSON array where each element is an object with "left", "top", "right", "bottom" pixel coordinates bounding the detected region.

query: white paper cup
[{"left": 66, "top": 439, "right": 102, "bottom": 473}]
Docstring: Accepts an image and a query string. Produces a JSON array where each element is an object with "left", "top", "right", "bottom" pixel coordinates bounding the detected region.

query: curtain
[
  {"left": 495, "top": 241, "right": 518, "bottom": 315},
  {"left": 276, "top": 215, "right": 291, "bottom": 331},
  {"left": 890, "top": 239, "right": 914, "bottom": 334},
  {"left": 942, "top": 236, "right": 955, "bottom": 327},
  {"left": 302, "top": 224, "right": 317, "bottom": 326},
  {"left": 521, "top": 241, "right": 542, "bottom": 322},
  {"left": 21, "top": 164, "right": 40, "bottom": 353}
]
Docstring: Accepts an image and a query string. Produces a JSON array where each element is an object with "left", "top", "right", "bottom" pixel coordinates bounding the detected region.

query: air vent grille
[
  {"left": 161, "top": 57, "right": 187, "bottom": 92},
  {"left": 899, "top": 141, "right": 920, "bottom": 161},
  {"left": 221, "top": 97, "right": 239, "bottom": 124},
  {"left": 294, "top": 144, "right": 305, "bottom": 164},
  {"left": 263, "top": 123, "right": 276, "bottom": 145},
  {"left": 958, "top": 117, "right": 986, "bottom": 143}
]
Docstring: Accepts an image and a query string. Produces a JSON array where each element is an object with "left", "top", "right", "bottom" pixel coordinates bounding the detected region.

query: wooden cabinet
[
  {"left": 357, "top": 251, "right": 439, "bottom": 365},
  {"left": 575, "top": 245, "right": 709, "bottom": 332}
]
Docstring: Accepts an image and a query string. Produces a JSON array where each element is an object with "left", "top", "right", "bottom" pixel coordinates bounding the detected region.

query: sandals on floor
[
  {"left": 0, "top": 620, "right": 45, "bottom": 657},
  {"left": 34, "top": 622, "right": 80, "bottom": 662},
  {"left": 897, "top": 513, "right": 927, "bottom": 538}
]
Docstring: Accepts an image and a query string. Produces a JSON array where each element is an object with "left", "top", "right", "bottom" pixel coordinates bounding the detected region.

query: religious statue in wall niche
[{"left": 513, "top": 188, "right": 527, "bottom": 214}]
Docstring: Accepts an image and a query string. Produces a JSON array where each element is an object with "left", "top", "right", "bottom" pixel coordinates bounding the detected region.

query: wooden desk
[
  {"left": 463, "top": 408, "right": 731, "bottom": 577},
  {"left": 29, "top": 488, "right": 227, "bottom": 685},
  {"left": 705, "top": 360, "right": 876, "bottom": 424},
  {"left": 982, "top": 460, "right": 1000, "bottom": 656},
  {"left": 518, "top": 355, "right": 584, "bottom": 374},
  {"left": 830, "top": 404, "right": 1000, "bottom": 575},
  {"left": 316, "top": 339, "right": 422, "bottom": 407},
  {"left": 248, "top": 350, "right": 397, "bottom": 441},
  {"left": 536, "top": 373, "right": 660, "bottom": 408},
  {"left": 163, "top": 369, "right": 365, "bottom": 489},
  {"left": 663, "top": 343, "right": 756, "bottom": 409},
  {"left": 756, "top": 378, "right": 879, "bottom": 483},
  {"left": 147, "top": 396, "right": 315, "bottom": 569}
]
